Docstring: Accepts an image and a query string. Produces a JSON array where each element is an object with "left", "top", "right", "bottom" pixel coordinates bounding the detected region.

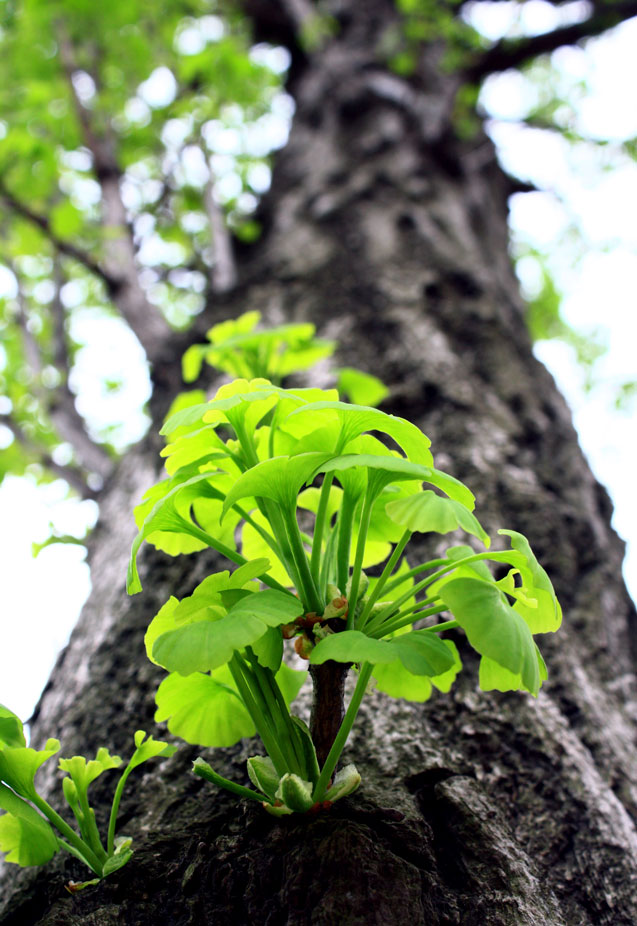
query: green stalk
[
  {"left": 381, "top": 549, "right": 516, "bottom": 599},
  {"left": 312, "top": 663, "right": 373, "bottom": 803},
  {"left": 336, "top": 491, "right": 357, "bottom": 593},
  {"left": 310, "top": 473, "right": 335, "bottom": 580},
  {"left": 183, "top": 519, "right": 289, "bottom": 592},
  {"left": 75, "top": 788, "right": 107, "bottom": 863},
  {"left": 282, "top": 505, "right": 323, "bottom": 613},
  {"left": 364, "top": 574, "right": 437, "bottom": 633},
  {"left": 193, "top": 761, "right": 273, "bottom": 804},
  {"left": 370, "top": 604, "right": 446, "bottom": 639},
  {"left": 32, "top": 793, "right": 104, "bottom": 876},
  {"left": 245, "top": 651, "right": 303, "bottom": 776},
  {"left": 319, "top": 519, "right": 339, "bottom": 598},
  {"left": 357, "top": 529, "right": 411, "bottom": 630},
  {"left": 106, "top": 764, "right": 135, "bottom": 856},
  {"left": 365, "top": 592, "right": 438, "bottom": 635},
  {"left": 346, "top": 492, "right": 374, "bottom": 630},
  {"left": 423, "top": 619, "right": 459, "bottom": 633},
  {"left": 236, "top": 503, "right": 285, "bottom": 562},
  {"left": 380, "top": 557, "right": 451, "bottom": 597},
  {"left": 229, "top": 654, "right": 289, "bottom": 777},
  {"left": 262, "top": 666, "right": 310, "bottom": 779},
  {"left": 258, "top": 498, "right": 304, "bottom": 593}
]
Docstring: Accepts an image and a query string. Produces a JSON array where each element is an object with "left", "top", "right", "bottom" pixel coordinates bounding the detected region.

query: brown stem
[{"left": 309, "top": 661, "right": 349, "bottom": 769}]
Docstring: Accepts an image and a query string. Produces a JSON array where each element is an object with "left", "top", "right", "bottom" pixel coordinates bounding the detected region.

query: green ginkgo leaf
[
  {"left": 316, "top": 455, "right": 475, "bottom": 509},
  {"left": 479, "top": 647, "right": 548, "bottom": 694},
  {"left": 0, "top": 705, "right": 26, "bottom": 749},
  {"left": 310, "top": 631, "right": 393, "bottom": 666},
  {"left": 286, "top": 401, "right": 433, "bottom": 464},
  {"left": 0, "top": 739, "right": 60, "bottom": 800},
  {"left": 0, "top": 783, "right": 59, "bottom": 866},
  {"left": 127, "top": 731, "right": 177, "bottom": 770},
  {"left": 385, "top": 490, "right": 490, "bottom": 546},
  {"left": 58, "top": 748, "right": 123, "bottom": 794},
  {"left": 222, "top": 452, "right": 333, "bottom": 517},
  {"left": 336, "top": 368, "right": 389, "bottom": 408},
  {"left": 372, "top": 640, "right": 462, "bottom": 701},
  {"left": 250, "top": 626, "right": 284, "bottom": 672},
  {"left": 498, "top": 530, "right": 562, "bottom": 633},
  {"left": 160, "top": 426, "right": 229, "bottom": 475},
  {"left": 389, "top": 630, "right": 458, "bottom": 677},
  {"left": 155, "top": 670, "right": 256, "bottom": 747},
  {"left": 153, "top": 589, "right": 303, "bottom": 674},
  {"left": 310, "top": 628, "right": 455, "bottom": 677},
  {"left": 128, "top": 472, "right": 237, "bottom": 594},
  {"left": 438, "top": 577, "right": 542, "bottom": 695}
]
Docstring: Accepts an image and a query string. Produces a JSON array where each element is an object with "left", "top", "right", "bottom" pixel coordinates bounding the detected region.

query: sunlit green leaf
[
  {"left": 438, "top": 578, "right": 542, "bottom": 695},
  {"left": 155, "top": 669, "right": 256, "bottom": 747},
  {"left": 58, "top": 748, "right": 122, "bottom": 794},
  {"left": 127, "top": 731, "right": 177, "bottom": 770},
  {"left": 286, "top": 401, "right": 433, "bottom": 464},
  {"left": 498, "top": 530, "right": 562, "bottom": 632},
  {"left": 385, "top": 490, "right": 490, "bottom": 546},
  {"left": 0, "top": 739, "right": 60, "bottom": 800},
  {"left": 222, "top": 452, "right": 333, "bottom": 516},
  {"left": 0, "top": 705, "right": 26, "bottom": 749},
  {"left": 153, "top": 589, "right": 303, "bottom": 674},
  {"left": 0, "top": 783, "right": 59, "bottom": 866},
  {"left": 336, "top": 368, "right": 389, "bottom": 408}
]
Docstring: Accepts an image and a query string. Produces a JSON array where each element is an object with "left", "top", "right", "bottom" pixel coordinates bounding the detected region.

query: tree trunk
[{"left": 2, "top": 3, "right": 637, "bottom": 923}]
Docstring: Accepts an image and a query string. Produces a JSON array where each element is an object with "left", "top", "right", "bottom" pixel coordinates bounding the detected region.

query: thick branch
[
  {"left": 55, "top": 22, "right": 171, "bottom": 359},
  {"left": 0, "top": 180, "right": 112, "bottom": 286},
  {"left": 464, "top": 1, "right": 637, "bottom": 80}
]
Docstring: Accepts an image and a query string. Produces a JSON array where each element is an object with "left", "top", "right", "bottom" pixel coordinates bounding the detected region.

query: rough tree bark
[{"left": 2, "top": 2, "right": 637, "bottom": 923}]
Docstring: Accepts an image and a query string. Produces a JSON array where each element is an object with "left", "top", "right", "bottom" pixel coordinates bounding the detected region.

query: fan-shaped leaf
[
  {"left": 386, "top": 490, "right": 490, "bottom": 546},
  {"left": 0, "top": 784, "right": 59, "bottom": 866},
  {"left": 438, "top": 578, "right": 542, "bottom": 695}
]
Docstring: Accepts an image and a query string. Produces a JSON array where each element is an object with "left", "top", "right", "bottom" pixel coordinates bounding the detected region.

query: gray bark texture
[{"left": 2, "top": 2, "right": 637, "bottom": 923}]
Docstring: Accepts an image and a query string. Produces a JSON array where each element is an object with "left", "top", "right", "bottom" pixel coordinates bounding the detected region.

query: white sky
[{"left": 1, "top": 11, "right": 636, "bottom": 721}]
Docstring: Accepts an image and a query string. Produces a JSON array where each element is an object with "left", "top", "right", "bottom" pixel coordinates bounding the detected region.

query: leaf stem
[
  {"left": 32, "top": 793, "right": 104, "bottom": 876},
  {"left": 193, "top": 761, "right": 273, "bottom": 804},
  {"left": 336, "top": 491, "right": 357, "bottom": 593},
  {"left": 310, "top": 473, "right": 334, "bottom": 580},
  {"left": 357, "top": 529, "right": 411, "bottom": 630},
  {"left": 106, "top": 764, "right": 134, "bottom": 856},
  {"left": 370, "top": 604, "right": 445, "bottom": 638},
  {"left": 229, "top": 653, "right": 289, "bottom": 777},
  {"left": 282, "top": 505, "right": 323, "bottom": 613},
  {"left": 245, "top": 650, "right": 304, "bottom": 776},
  {"left": 346, "top": 492, "right": 374, "bottom": 630}
]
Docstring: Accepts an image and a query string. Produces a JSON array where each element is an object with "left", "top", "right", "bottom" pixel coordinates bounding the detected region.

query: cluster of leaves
[
  {"left": 384, "top": 0, "right": 485, "bottom": 77},
  {"left": 127, "top": 316, "right": 561, "bottom": 813},
  {"left": 0, "top": 705, "right": 175, "bottom": 887},
  {"left": 0, "top": 0, "right": 289, "bottom": 487}
]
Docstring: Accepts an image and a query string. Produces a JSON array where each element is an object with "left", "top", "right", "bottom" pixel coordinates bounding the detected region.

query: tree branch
[
  {"left": 0, "top": 179, "right": 113, "bottom": 287},
  {"left": 10, "top": 262, "right": 114, "bottom": 480},
  {"left": 46, "top": 265, "right": 114, "bottom": 479},
  {"left": 464, "top": 1, "right": 637, "bottom": 81},
  {"left": 0, "top": 414, "right": 98, "bottom": 499},
  {"left": 54, "top": 21, "right": 171, "bottom": 359}
]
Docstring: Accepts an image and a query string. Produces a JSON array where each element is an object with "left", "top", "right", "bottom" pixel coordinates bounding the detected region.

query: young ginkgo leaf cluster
[
  {"left": 0, "top": 705, "right": 175, "bottom": 887},
  {"left": 128, "top": 338, "right": 561, "bottom": 813}
]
